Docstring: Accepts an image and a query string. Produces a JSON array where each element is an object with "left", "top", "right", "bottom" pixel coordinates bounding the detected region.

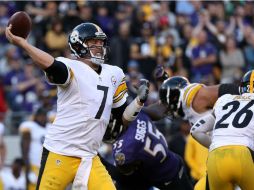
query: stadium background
[{"left": 0, "top": 0, "right": 252, "bottom": 189}]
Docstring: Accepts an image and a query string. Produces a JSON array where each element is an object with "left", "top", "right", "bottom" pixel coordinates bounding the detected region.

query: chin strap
[
  {"left": 88, "top": 45, "right": 107, "bottom": 65},
  {"left": 90, "top": 57, "right": 104, "bottom": 65}
]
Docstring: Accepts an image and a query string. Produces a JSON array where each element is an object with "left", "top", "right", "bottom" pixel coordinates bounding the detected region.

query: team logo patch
[
  {"left": 111, "top": 76, "right": 117, "bottom": 87},
  {"left": 56, "top": 159, "right": 61, "bottom": 166},
  {"left": 70, "top": 30, "right": 79, "bottom": 43},
  {"left": 115, "top": 152, "right": 125, "bottom": 165}
]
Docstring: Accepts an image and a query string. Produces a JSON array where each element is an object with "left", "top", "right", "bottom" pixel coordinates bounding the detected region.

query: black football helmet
[
  {"left": 240, "top": 70, "right": 254, "bottom": 94},
  {"left": 103, "top": 114, "right": 125, "bottom": 144},
  {"left": 159, "top": 76, "right": 189, "bottom": 117},
  {"left": 68, "top": 22, "right": 108, "bottom": 65}
]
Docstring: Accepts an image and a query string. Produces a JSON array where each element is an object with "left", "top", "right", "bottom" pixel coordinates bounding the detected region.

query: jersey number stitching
[
  {"left": 95, "top": 85, "right": 109, "bottom": 119},
  {"left": 215, "top": 100, "right": 254, "bottom": 129},
  {"left": 144, "top": 122, "right": 167, "bottom": 163}
]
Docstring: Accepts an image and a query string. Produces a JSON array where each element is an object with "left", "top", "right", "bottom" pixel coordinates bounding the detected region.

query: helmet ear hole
[
  {"left": 70, "top": 43, "right": 88, "bottom": 57},
  {"left": 80, "top": 48, "right": 87, "bottom": 55}
]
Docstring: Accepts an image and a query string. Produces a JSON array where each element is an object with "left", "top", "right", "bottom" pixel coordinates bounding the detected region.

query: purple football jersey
[{"left": 112, "top": 111, "right": 181, "bottom": 183}]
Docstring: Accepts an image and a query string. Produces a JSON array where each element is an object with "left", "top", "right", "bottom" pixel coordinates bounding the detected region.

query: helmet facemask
[
  {"left": 159, "top": 76, "right": 189, "bottom": 118},
  {"left": 84, "top": 40, "right": 107, "bottom": 65},
  {"left": 163, "top": 87, "right": 184, "bottom": 118}
]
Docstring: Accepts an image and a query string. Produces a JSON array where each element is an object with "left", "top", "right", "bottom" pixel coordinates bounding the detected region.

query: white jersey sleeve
[
  {"left": 181, "top": 83, "right": 211, "bottom": 126},
  {"left": 191, "top": 113, "right": 215, "bottom": 148},
  {"left": 112, "top": 69, "right": 128, "bottom": 108},
  {"left": 19, "top": 121, "right": 33, "bottom": 133},
  {"left": 183, "top": 83, "right": 203, "bottom": 108}
]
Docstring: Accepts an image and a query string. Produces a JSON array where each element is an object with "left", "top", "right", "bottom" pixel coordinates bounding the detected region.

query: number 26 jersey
[{"left": 211, "top": 93, "right": 254, "bottom": 151}]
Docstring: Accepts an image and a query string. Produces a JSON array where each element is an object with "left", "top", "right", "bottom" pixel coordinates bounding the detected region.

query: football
[{"left": 7, "top": 11, "right": 32, "bottom": 39}]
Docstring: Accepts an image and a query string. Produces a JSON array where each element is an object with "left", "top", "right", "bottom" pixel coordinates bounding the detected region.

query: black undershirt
[
  {"left": 44, "top": 60, "right": 69, "bottom": 84},
  {"left": 218, "top": 83, "right": 240, "bottom": 97},
  {"left": 44, "top": 60, "right": 102, "bottom": 84}
]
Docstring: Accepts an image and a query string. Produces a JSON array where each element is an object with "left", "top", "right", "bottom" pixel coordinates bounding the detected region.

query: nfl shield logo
[{"left": 115, "top": 152, "right": 125, "bottom": 165}]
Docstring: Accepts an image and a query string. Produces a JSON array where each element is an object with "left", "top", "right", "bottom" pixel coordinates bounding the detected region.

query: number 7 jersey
[
  {"left": 211, "top": 93, "right": 254, "bottom": 151},
  {"left": 44, "top": 57, "right": 128, "bottom": 158}
]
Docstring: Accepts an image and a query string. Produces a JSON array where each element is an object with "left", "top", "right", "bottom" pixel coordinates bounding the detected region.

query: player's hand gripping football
[
  {"left": 137, "top": 79, "right": 150, "bottom": 104},
  {"left": 5, "top": 25, "right": 26, "bottom": 46}
]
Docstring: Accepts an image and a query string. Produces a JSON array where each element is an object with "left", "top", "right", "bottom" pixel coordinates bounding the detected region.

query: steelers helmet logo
[
  {"left": 70, "top": 30, "right": 79, "bottom": 43},
  {"left": 115, "top": 152, "right": 125, "bottom": 165}
]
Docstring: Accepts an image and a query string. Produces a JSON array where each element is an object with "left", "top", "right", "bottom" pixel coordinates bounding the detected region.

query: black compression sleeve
[
  {"left": 112, "top": 102, "right": 128, "bottom": 121},
  {"left": 44, "top": 60, "right": 69, "bottom": 84},
  {"left": 218, "top": 83, "right": 240, "bottom": 97}
]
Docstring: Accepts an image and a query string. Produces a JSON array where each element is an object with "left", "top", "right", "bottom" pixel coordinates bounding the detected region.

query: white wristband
[{"left": 123, "top": 98, "right": 143, "bottom": 121}]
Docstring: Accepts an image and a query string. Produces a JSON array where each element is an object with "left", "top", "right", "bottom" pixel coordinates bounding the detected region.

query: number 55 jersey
[
  {"left": 211, "top": 93, "right": 254, "bottom": 151},
  {"left": 112, "top": 111, "right": 182, "bottom": 184}
]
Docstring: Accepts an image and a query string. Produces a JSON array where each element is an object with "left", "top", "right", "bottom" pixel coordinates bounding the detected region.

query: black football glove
[{"left": 154, "top": 65, "right": 169, "bottom": 82}]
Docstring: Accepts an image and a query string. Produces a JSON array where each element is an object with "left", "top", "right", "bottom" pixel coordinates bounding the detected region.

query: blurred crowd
[{"left": 0, "top": 0, "right": 254, "bottom": 189}]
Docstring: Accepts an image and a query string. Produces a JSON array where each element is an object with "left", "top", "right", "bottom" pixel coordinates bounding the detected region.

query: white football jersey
[
  {"left": 0, "top": 123, "right": 4, "bottom": 136},
  {"left": 1, "top": 167, "right": 26, "bottom": 190},
  {"left": 210, "top": 93, "right": 254, "bottom": 151},
  {"left": 19, "top": 121, "right": 47, "bottom": 167},
  {"left": 181, "top": 83, "right": 211, "bottom": 126},
  {"left": 44, "top": 57, "right": 128, "bottom": 158}
]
